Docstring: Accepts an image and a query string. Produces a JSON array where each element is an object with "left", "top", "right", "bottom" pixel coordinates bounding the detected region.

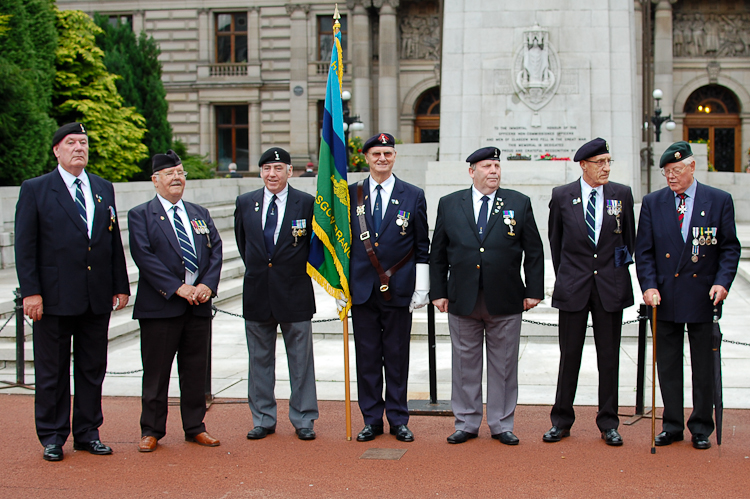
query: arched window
[
  {"left": 414, "top": 87, "right": 440, "bottom": 143},
  {"left": 683, "top": 85, "right": 741, "bottom": 172}
]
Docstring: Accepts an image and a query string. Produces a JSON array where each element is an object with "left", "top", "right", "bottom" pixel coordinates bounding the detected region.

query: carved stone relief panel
[{"left": 398, "top": 0, "right": 440, "bottom": 60}]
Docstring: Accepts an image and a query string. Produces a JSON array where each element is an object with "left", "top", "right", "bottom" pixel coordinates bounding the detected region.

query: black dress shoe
[
  {"left": 73, "top": 440, "right": 112, "bottom": 455},
  {"left": 390, "top": 424, "right": 414, "bottom": 442},
  {"left": 492, "top": 431, "right": 519, "bottom": 445},
  {"left": 691, "top": 433, "right": 711, "bottom": 450},
  {"left": 296, "top": 428, "right": 316, "bottom": 440},
  {"left": 447, "top": 430, "right": 478, "bottom": 444},
  {"left": 601, "top": 429, "right": 623, "bottom": 446},
  {"left": 43, "top": 444, "right": 63, "bottom": 462},
  {"left": 542, "top": 426, "right": 570, "bottom": 442},
  {"left": 246, "top": 426, "right": 275, "bottom": 440},
  {"left": 356, "top": 424, "right": 384, "bottom": 442},
  {"left": 654, "top": 431, "right": 684, "bottom": 446}
]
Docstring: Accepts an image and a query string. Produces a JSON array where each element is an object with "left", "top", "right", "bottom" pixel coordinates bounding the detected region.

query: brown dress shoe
[
  {"left": 186, "top": 431, "right": 220, "bottom": 447},
  {"left": 138, "top": 436, "right": 158, "bottom": 453}
]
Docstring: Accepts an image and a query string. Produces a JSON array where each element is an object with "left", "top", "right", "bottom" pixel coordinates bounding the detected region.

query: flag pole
[{"left": 342, "top": 316, "right": 352, "bottom": 440}]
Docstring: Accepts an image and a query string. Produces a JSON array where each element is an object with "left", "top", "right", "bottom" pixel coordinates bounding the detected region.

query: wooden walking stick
[{"left": 651, "top": 294, "right": 658, "bottom": 454}]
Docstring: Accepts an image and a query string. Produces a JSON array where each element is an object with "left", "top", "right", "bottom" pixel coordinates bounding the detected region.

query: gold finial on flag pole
[{"left": 333, "top": 4, "right": 341, "bottom": 33}]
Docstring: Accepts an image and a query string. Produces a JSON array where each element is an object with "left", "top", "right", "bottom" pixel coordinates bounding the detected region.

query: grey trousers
[
  {"left": 448, "top": 292, "right": 522, "bottom": 434},
  {"left": 245, "top": 318, "right": 319, "bottom": 429}
]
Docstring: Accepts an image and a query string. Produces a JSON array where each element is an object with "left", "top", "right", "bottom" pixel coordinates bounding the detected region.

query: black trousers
[
  {"left": 655, "top": 320, "right": 714, "bottom": 436},
  {"left": 33, "top": 310, "right": 111, "bottom": 446},
  {"left": 551, "top": 282, "right": 623, "bottom": 431},
  {"left": 351, "top": 288, "right": 412, "bottom": 427},
  {"left": 139, "top": 309, "right": 210, "bottom": 439}
]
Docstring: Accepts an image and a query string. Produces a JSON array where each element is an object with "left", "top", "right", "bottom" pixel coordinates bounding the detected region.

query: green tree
[
  {"left": 172, "top": 140, "right": 217, "bottom": 180},
  {"left": 94, "top": 15, "right": 172, "bottom": 180},
  {"left": 52, "top": 9, "right": 148, "bottom": 182},
  {"left": 0, "top": 0, "right": 57, "bottom": 185}
]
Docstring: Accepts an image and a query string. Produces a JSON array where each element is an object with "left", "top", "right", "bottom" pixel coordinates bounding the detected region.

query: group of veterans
[{"left": 15, "top": 123, "right": 739, "bottom": 462}]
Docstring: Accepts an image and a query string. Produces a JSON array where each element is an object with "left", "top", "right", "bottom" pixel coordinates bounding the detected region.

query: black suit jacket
[
  {"left": 234, "top": 185, "right": 316, "bottom": 323},
  {"left": 15, "top": 169, "right": 130, "bottom": 316},
  {"left": 635, "top": 182, "right": 740, "bottom": 323},
  {"left": 430, "top": 186, "right": 545, "bottom": 316},
  {"left": 128, "top": 197, "right": 223, "bottom": 319},
  {"left": 548, "top": 180, "right": 635, "bottom": 313}
]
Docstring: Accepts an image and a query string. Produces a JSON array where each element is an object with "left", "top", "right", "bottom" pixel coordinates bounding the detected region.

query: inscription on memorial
[{"left": 484, "top": 125, "right": 589, "bottom": 157}]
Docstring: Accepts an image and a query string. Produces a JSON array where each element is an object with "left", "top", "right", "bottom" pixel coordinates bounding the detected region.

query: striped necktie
[
  {"left": 586, "top": 190, "right": 597, "bottom": 246},
  {"left": 172, "top": 206, "right": 198, "bottom": 274},
  {"left": 677, "top": 193, "right": 687, "bottom": 228},
  {"left": 74, "top": 178, "right": 87, "bottom": 225}
]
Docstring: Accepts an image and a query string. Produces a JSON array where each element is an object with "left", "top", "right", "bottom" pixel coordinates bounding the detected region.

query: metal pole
[
  {"left": 643, "top": 0, "right": 653, "bottom": 193},
  {"left": 205, "top": 316, "right": 213, "bottom": 404},
  {"left": 635, "top": 304, "right": 647, "bottom": 416},
  {"left": 14, "top": 288, "right": 24, "bottom": 385},
  {"left": 427, "top": 303, "right": 437, "bottom": 404}
]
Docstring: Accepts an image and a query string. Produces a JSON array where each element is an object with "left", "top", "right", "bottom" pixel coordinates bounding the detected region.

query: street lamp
[
  {"left": 650, "top": 89, "right": 676, "bottom": 142},
  {"left": 341, "top": 91, "right": 364, "bottom": 166}
]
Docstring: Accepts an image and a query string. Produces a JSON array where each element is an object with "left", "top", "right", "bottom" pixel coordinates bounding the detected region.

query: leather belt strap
[{"left": 356, "top": 181, "right": 414, "bottom": 301}]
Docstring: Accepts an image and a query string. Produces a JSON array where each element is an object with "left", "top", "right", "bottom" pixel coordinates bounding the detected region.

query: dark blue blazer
[
  {"left": 15, "top": 169, "right": 130, "bottom": 316},
  {"left": 234, "top": 185, "right": 316, "bottom": 323},
  {"left": 635, "top": 182, "right": 740, "bottom": 323},
  {"left": 128, "top": 197, "right": 222, "bottom": 319},
  {"left": 348, "top": 176, "right": 430, "bottom": 308},
  {"left": 548, "top": 180, "right": 635, "bottom": 313},
  {"left": 430, "top": 187, "right": 545, "bottom": 316}
]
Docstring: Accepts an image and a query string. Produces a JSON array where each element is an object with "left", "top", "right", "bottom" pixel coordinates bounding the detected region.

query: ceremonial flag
[{"left": 307, "top": 9, "right": 351, "bottom": 321}]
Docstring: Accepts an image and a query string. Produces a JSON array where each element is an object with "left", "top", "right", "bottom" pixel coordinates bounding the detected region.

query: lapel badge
[
  {"left": 391, "top": 199, "right": 399, "bottom": 205},
  {"left": 701, "top": 211, "right": 705, "bottom": 216},
  {"left": 503, "top": 210, "right": 516, "bottom": 236},
  {"left": 254, "top": 201, "right": 259, "bottom": 212},
  {"left": 572, "top": 197, "right": 581, "bottom": 205},
  {"left": 95, "top": 194, "right": 103, "bottom": 203},
  {"left": 160, "top": 216, "right": 165, "bottom": 221},
  {"left": 292, "top": 219, "right": 307, "bottom": 246},
  {"left": 396, "top": 210, "right": 410, "bottom": 235}
]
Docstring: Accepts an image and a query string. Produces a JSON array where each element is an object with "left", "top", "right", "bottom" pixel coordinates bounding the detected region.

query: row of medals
[{"left": 691, "top": 227, "right": 717, "bottom": 263}]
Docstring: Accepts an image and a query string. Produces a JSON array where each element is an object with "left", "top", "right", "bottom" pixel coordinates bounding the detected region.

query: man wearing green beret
[{"left": 635, "top": 141, "right": 740, "bottom": 450}]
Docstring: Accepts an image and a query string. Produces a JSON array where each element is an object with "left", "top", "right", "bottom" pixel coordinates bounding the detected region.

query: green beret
[{"left": 660, "top": 141, "right": 693, "bottom": 168}]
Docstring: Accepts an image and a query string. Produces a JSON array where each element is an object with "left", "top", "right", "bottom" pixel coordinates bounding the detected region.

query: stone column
[
  {"left": 347, "top": 0, "right": 372, "bottom": 138},
  {"left": 132, "top": 10, "right": 145, "bottom": 34},
  {"left": 286, "top": 4, "right": 311, "bottom": 165},
  {"left": 653, "top": 0, "right": 676, "bottom": 143},
  {"left": 374, "top": 0, "right": 399, "bottom": 136},
  {"left": 248, "top": 7, "right": 260, "bottom": 63},
  {"left": 199, "top": 103, "right": 210, "bottom": 157},
  {"left": 308, "top": 100, "right": 319, "bottom": 164},
  {"left": 249, "top": 102, "right": 262, "bottom": 173},
  {"left": 198, "top": 9, "right": 209, "bottom": 63}
]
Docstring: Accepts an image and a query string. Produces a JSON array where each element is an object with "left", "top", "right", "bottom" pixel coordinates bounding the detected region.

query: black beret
[
  {"left": 466, "top": 146, "right": 501, "bottom": 164},
  {"left": 52, "top": 122, "right": 87, "bottom": 147},
  {"left": 152, "top": 149, "right": 182, "bottom": 174},
  {"left": 362, "top": 133, "right": 395, "bottom": 153},
  {"left": 573, "top": 138, "right": 609, "bottom": 162},
  {"left": 660, "top": 141, "right": 693, "bottom": 168},
  {"left": 258, "top": 147, "right": 291, "bottom": 166}
]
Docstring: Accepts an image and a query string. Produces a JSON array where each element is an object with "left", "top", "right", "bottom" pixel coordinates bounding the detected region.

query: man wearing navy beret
[
  {"left": 635, "top": 141, "right": 740, "bottom": 450},
  {"left": 15, "top": 122, "right": 130, "bottom": 461},
  {"left": 345, "top": 133, "right": 430, "bottom": 443},
  {"left": 544, "top": 138, "right": 635, "bottom": 446},
  {"left": 129, "top": 150, "right": 223, "bottom": 452},
  {"left": 430, "top": 146, "right": 544, "bottom": 445}
]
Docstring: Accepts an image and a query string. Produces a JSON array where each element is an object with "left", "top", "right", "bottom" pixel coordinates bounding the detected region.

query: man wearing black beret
[
  {"left": 345, "top": 133, "right": 430, "bottom": 443},
  {"left": 15, "top": 122, "right": 130, "bottom": 461},
  {"left": 635, "top": 141, "right": 740, "bottom": 449},
  {"left": 544, "top": 138, "right": 635, "bottom": 446},
  {"left": 128, "top": 150, "right": 223, "bottom": 452},
  {"left": 430, "top": 146, "right": 544, "bottom": 445},
  {"left": 235, "top": 147, "right": 319, "bottom": 441}
]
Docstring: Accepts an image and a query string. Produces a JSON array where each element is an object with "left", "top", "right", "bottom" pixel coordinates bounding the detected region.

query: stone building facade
[{"left": 57, "top": 0, "right": 443, "bottom": 174}]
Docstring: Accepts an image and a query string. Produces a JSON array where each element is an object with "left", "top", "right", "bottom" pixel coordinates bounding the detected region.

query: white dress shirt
[
  {"left": 157, "top": 194, "right": 198, "bottom": 285},
  {"left": 262, "top": 184, "right": 289, "bottom": 244},
  {"left": 580, "top": 177, "right": 604, "bottom": 245},
  {"left": 471, "top": 185, "right": 496, "bottom": 225},
  {"left": 368, "top": 174, "right": 395, "bottom": 218},
  {"left": 57, "top": 165, "right": 94, "bottom": 238}
]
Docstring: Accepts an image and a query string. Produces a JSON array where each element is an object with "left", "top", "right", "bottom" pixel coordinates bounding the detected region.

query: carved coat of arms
[{"left": 512, "top": 25, "right": 561, "bottom": 111}]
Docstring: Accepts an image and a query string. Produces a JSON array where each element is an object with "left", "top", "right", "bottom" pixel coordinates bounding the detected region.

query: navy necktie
[
  {"left": 373, "top": 185, "right": 383, "bottom": 235},
  {"left": 264, "top": 194, "right": 278, "bottom": 258},
  {"left": 172, "top": 206, "right": 198, "bottom": 274},
  {"left": 74, "top": 178, "right": 87, "bottom": 226},
  {"left": 586, "top": 190, "right": 597, "bottom": 246},
  {"left": 477, "top": 195, "right": 489, "bottom": 241}
]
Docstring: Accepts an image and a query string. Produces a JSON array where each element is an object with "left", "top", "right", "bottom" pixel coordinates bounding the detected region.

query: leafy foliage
[
  {"left": 52, "top": 9, "right": 148, "bottom": 182},
  {"left": 172, "top": 140, "right": 216, "bottom": 180},
  {"left": 93, "top": 15, "right": 172, "bottom": 180},
  {"left": 347, "top": 136, "right": 367, "bottom": 172},
  {"left": 0, "top": 0, "right": 57, "bottom": 185}
]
